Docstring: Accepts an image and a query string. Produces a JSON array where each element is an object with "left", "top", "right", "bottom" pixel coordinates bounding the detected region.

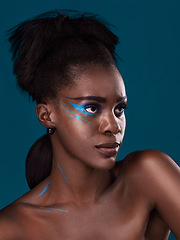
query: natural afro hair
[{"left": 8, "top": 10, "right": 119, "bottom": 103}]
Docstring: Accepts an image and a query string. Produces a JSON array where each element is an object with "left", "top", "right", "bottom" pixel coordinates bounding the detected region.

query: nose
[{"left": 98, "top": 112, "right": 122, "bottom": 136}]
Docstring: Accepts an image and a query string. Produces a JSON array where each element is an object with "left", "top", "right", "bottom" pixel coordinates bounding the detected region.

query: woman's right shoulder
[
  {"left": 0, "top": 180, "right": 50, "bottom": 239},
  {"left": 0, "top": 201, "right": 27, "bottom": 240}
]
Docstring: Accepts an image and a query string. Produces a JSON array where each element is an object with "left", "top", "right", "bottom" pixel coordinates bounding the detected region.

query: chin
[{"left": 91, "top": 156, "right": 117, "bottom": 170}]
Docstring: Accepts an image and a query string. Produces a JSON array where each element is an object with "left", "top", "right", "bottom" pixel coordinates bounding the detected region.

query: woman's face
[{"left": 51, "top": 65, "right": 127, "bottom": 170}]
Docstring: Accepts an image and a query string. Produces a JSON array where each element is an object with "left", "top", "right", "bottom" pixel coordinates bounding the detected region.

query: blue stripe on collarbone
[
  {"left": 22, "top": 200, "right": 68, "bottom": 213},
  {"left": 39, "top": 206, "right": 68, "bottom": 213}
]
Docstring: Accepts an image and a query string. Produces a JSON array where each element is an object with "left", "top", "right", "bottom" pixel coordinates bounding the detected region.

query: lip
[
  {"left": 95, "top": 142, "right": 120, "bottom": 148},
  {"left": 95, "top": 142, "right": 120, "bottom": 157}
]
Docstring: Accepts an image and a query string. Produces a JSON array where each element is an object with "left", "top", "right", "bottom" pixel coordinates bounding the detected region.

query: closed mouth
[
  {"left": 95, "top": 142, "right": 120, "bottom": 148},
  {"left": 95, "top": 143, "right": 120, "bottom": 157}
]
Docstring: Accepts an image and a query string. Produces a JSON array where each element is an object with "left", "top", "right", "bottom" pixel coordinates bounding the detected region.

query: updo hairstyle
[{"left": 8, "top": 10, "right": 119, "bottom": 189}]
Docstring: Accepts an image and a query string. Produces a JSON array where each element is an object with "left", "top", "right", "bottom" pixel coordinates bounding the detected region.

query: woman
[{"left": 0, "top": 10, "right": 180, "bottom": 240}]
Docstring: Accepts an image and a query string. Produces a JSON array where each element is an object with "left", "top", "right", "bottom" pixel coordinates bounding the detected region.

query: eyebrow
[{"left": 65, "top": 96, "right": 127, "bottom": 103}]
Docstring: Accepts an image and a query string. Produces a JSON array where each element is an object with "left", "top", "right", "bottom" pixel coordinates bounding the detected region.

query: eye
[
  {"left": 70, "top": 102, "right": 101, "bottom": 115},
  {"left": 84, "top": 104, "right": 101, "bottom": 115},
  {"left": 114, "top": 103, "right": 127, "bottom": 118}
]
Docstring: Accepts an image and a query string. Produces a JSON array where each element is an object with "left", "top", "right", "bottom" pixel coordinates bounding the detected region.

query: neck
[
  {"left": 48, "top": 138, "right": 113, "bottom": 204},
  {"left": 49, "top": 158, "right": 112, "bottom": 204}
]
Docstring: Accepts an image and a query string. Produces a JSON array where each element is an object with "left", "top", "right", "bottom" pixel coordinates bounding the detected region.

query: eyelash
[
  {"left": 84, "top": 103, "right": 102, "bottom": 115},
  {"left": 114, "top": 103, "right": 127, "bottom": 118},
  {"left": 84, "top": 103, "right": 127, "bottom": 117}
]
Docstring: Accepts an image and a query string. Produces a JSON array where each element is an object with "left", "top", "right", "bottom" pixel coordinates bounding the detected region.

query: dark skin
[{"left": 0, "top": 65, "right": 180, "bottom": 240}]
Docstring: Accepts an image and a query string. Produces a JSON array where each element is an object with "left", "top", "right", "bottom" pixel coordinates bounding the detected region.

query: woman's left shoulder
[
  {"left": 122, "top": 149, "right": 180, "bottom": 191},
  {"left": 122, "top": 149, "right": 180, "bottom": 238},
  {"left": 123, "top": 149, "right": 179, "bottom": 177}
]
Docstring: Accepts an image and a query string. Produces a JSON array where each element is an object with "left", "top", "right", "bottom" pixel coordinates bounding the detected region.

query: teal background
[{"left": 0, "top": 0, "right": 179, "bottom": 239}]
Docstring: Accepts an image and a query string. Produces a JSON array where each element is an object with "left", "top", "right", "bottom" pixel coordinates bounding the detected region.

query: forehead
[{"left": 60, "top": 65, "right": 126, "bottom": 99}]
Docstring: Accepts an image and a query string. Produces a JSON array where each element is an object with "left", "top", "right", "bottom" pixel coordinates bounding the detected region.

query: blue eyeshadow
[{"left": 70, "top": 102, "right": 94, "bottom": 115}]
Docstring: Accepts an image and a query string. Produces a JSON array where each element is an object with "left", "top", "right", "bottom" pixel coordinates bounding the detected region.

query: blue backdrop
[{"left": 0, "top": 0, "right": 179, "bottom": 239}]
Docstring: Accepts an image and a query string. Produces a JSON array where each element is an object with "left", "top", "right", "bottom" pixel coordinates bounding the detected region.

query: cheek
[
  {"left": 56, "top": 115, "right": 96, "bottom": 142},
  {"left": 55, "top": 117, "right": 97, "bottom": 160}
]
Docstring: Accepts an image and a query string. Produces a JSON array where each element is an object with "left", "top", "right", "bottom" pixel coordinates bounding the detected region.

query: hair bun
[
  {"left": 7, "top": 10, "right": 119, "bottom": 101},
  {"left": 7, "top": 11, "right": 69, "bottom": 95}
]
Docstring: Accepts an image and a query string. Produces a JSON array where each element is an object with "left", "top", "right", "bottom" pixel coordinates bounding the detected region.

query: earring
[{"left": 47, "top": 128, "right": 55, "bottom": 135}]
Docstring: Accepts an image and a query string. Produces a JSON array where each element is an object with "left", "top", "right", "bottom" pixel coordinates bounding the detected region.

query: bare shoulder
[
  {"left": 122, "top": 149, "right": 180, "bottom": 203},
  {"left": 123, "top": 149, "right": 179, "bottom": 180},
  {"left": 0, "top": 201, "right": 26, "bottom": 240},
  {"left": 123, "top": 149, "right": 180, "bottom": 239},
  {"left": 0, "top": 180, "right": 51, "bottom": 239}
]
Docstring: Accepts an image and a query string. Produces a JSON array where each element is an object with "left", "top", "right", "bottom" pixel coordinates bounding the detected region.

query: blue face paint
[
  {"left": 70, "top": 102, "right": 94, "bottom": 115},
  {"left": 39, "top": 206, "right": 68, "bottom": 213},
  {"left": 22, "top": 200, "right": 68, "bottom": 213},
  {"left": 35, "top": 183, "right": 50, "bottom": 198},
  {"left": 56, "top": 161, "right": 70, "bottom": 185},
  {"left": 62, "top": 102, "right": 91, "bottom": 123},
  {"left": 70, "top": 102, "right": 102, "bottom": 116}
]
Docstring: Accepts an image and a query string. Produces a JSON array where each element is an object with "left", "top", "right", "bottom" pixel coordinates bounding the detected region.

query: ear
[{"left": 36, "top": 104, "right": 55, "bottom": 128}]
